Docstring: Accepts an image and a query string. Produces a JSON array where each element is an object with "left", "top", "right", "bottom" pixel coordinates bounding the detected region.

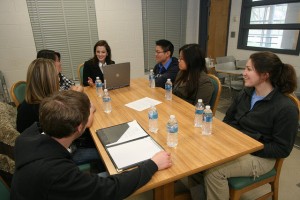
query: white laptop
[{"left": 103, "top": 62, "right": 130, "bottom": 90}]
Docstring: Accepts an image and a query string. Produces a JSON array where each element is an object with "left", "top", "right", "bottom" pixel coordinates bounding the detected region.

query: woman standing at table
[
  {"left": 197, "top": 51, "right": 298, "bottom": 200},
  {"left": 173, "top": 44, "right": 213, "bottom": 105},
  {"left": 83, "top": 40, "right": 115, "bottom": 86}
]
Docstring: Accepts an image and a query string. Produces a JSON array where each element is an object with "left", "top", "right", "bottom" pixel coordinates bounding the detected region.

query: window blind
[
  {"left": 142, "top": 0, "right": 187, "bottom": 71},
  {"left": 26, "top": 0, "right": 99, "bottom": 80}
]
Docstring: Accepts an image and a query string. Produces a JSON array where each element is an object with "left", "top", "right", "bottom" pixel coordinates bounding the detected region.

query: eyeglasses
[{"left": 155, "top": 51, "right": 165, "bottom": 54}]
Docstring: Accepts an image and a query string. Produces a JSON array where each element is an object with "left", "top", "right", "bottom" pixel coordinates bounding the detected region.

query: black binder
[
  {"left": 97, "top": 123, "right": 130, "bottom": 146},
  {"left": 96, "top": 120, "right": 163, "bottom": 172}
]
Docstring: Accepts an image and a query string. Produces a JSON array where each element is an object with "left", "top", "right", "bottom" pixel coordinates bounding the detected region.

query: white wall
[
  {"left": 186, "top": 0, "right": 200, "bottom": 44},
  {"left": 0, "top": 0, "right": 36, "bottom": 95},
  {"left": 227, "top": 0, "right": 299, "bottom": 67},
  {"left": 0, "top": 0, "right": 199, "bottom": 100},
  {"left": 95, "top": 0, "right": 144, "bottom": 78}
]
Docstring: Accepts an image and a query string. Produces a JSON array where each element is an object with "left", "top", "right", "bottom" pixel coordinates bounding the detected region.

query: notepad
[{"left": 96, "top": 120, "right": 163, "bottom": 172}]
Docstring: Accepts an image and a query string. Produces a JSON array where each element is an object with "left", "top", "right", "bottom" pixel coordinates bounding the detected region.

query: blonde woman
[
  {"left": 17, "top": 58, "right": 59, "bottom": 133},
  {"left": 16, "top": 58, "right": 101, "bottom": 168},
  {"left": 37, "top": 49, "right": 83, "bottom": 92}
]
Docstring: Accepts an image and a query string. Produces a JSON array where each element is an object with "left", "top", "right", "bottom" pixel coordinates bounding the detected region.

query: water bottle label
[
  {"left": 203, "top": 115, "right": 213, "bottom": 122},
  {"left": 96, "top": 82, "right": 102, "bottom": 87},
  {"left": 165, "top": 84, "right": 172, "bottom": 91},
  {"left": 103, "top": 97, "right": 111, "bottom": 102},
  {"left": 195, "top": 109, "right": 204, "bottom": 115},
  {"left": 168, "top": 125, "right": 178, "bottom": 133},
  {"left": 148, "top": 112, "right": 158, "bottom": 119}
]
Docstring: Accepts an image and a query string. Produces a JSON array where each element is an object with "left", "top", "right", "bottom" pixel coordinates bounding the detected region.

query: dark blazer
[{"left": 83, "top": 59, "right": 115, "bottom": 86}]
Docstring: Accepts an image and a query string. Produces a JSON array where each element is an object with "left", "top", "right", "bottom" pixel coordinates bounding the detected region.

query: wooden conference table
[{"left": 85, "top": 78, "right": 263, "bottom": 200}]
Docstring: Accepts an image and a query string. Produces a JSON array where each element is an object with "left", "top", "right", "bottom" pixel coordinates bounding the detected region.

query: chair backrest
[
  {"left": 10, "top": 81, "right": 26, "bottom": 107},
  {"left": 286, "top": 93, "right": 300, "bottom": 119},
  {"left": 215, "top": 62, "right": 236, "bottom": 71},
  {"left": 0, "top": 175, "right": 10, "bottom": 200},
  {"left": 77, "top": 63, "right": 84, "bottom": 86},
  {"left": 207, "top": 74, "right": 222, "bottom": 116},
  {"left": 235, "top": 60, "right": 247, "bottom": 69},
  {"left": 273, "top": 158, "right": 284, "bottom": 187},
  {"left": 293, "top": 66, "right": 300, "bottom": 98},
  {"left": 216, "top": 56, "right": 235, "bottom": 64},
  {"left": 0, "top": 70, "right": 11, "bottom": 103}
]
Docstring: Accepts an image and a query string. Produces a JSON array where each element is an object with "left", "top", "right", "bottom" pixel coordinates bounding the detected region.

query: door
[{"left": 206, "top": 0, "right": 231, "bottom": 59}]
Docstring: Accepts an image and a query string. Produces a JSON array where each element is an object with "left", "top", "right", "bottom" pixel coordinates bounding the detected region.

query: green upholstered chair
[
  {"left": 10, "top": 81, "right": 26, "bottom": 107},
  {"left": 228, "top": 93, "right": 299, "bottom": 200},
  {"left": 0, "top": 175, "right": 10, "bottom": 200},
  {"left": 228, "top": 158, "right": 284, "bottom": 200},
  {"left": 207, "top": 74, "right": 222, "bottom": 116},
  {"left": 77, "top": 63, "right": 84, "bottom": 86}
]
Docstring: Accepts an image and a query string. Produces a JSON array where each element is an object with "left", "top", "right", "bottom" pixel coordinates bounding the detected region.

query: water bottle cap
[
  {"left": 167, "top": 78, "right": 171, "bottom": 81},
  {"left": 96, "top": 77, "right": 99, "bottom": 79},
  {"left": 150, "top": 69, "right": 153, "bottom": 72},
  {"left": 198, "top": 99, "right": 203, "bottom": 102},
  {"left": 170, "top": 115, "right": 175, "bottom": 119},
  {"left": 104, "top": 89, "right": 108, "bottom": 92},
  {"left": 205, "top": 105, "right": 210, "bottom": 109}
]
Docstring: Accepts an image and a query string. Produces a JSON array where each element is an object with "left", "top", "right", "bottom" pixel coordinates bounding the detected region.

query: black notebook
[{"left": 96, "top": 120, "right": 163, "bottom": 172}]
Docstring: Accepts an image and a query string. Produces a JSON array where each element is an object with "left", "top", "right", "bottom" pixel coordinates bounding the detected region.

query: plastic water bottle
[
  {"left": 202, "top": 105, "right": 213, "bottom": 135},
  {"left": 102, "top": 89, "right": 112, "bottom": 113},
  {"left": 95, "top": 77, "right": 103, "bottom": 97},
  {"left": 149, "top": 69, "right": 155, "bottom": 88},
  {"left": 167, "top": 115, "right": 178, "bottom": 147},
  {"left": 194, "top": 99, "right": 205, "bottom": 127},
  {"left": 165, "top": 78, "right": 172, "bottom": 100},
  {"left": 148, "top": 105, "right": 158, "bottom": 133}
]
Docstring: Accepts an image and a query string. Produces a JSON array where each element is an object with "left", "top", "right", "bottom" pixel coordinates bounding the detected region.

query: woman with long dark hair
[{"left": 173, "top": 44, "right": 213, "bottom": 105}]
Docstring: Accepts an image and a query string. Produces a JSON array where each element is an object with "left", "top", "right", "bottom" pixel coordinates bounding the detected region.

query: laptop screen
[{"left": 103, "top": 62, "right": 130, "bottom": 90}]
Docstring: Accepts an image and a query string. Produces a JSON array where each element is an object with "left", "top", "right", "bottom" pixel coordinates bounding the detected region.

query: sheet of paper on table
[{"left": 125, "top": 97, "right": 161, "bottom": 111}]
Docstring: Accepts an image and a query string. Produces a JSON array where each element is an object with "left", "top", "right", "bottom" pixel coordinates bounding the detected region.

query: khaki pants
[{"left": 190, "top": 154, "right": 276, "bottom": 200}]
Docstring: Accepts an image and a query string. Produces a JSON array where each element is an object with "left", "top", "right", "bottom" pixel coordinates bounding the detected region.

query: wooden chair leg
[
  {"left": 271, "top": 182, "right": 278, "bottom": 200},
  {"left": 229, "top": 189, "right": 242, "bottom": 200}
]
